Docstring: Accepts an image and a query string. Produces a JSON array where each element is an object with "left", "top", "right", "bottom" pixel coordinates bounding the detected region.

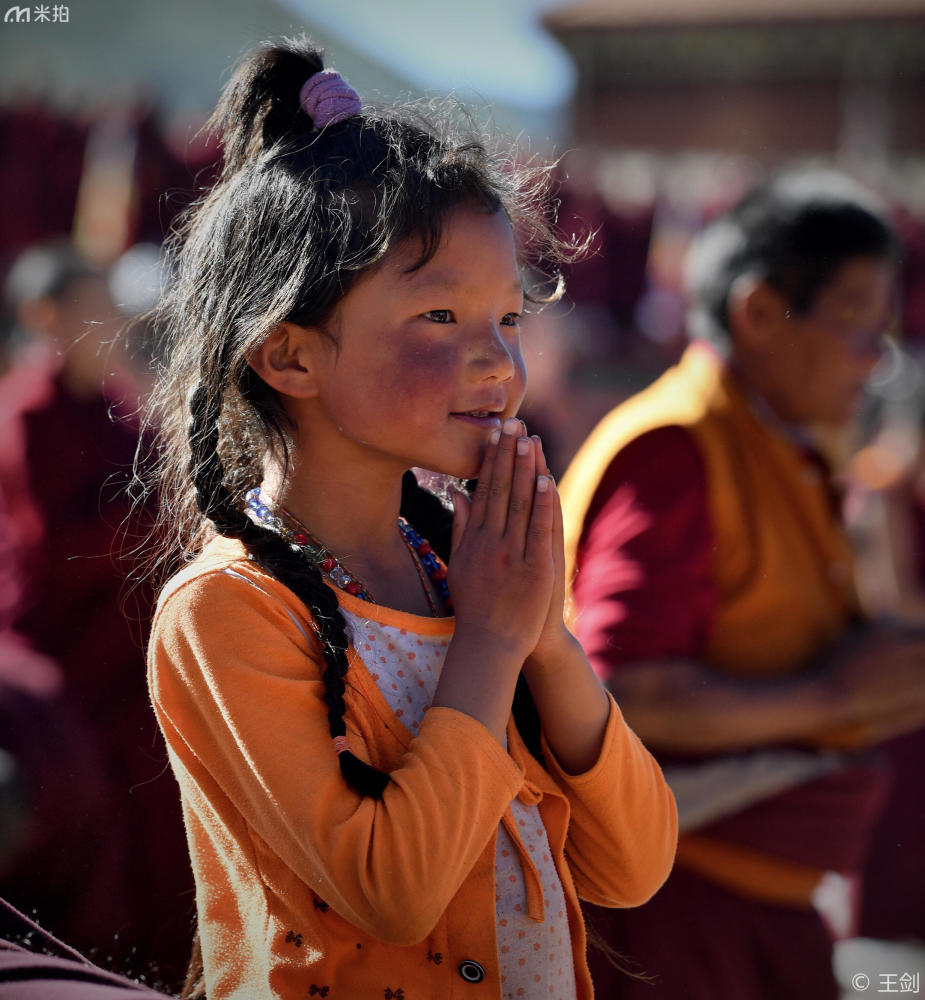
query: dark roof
[{"left": 543, "top": 0, "right": 925, "bottom": 31}]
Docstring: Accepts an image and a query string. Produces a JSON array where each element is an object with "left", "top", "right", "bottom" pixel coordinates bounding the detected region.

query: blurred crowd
[
  {"left": 0, "top": 97, "right": 924, "bottom": 997},
  {"left": 0, "top": 239, "right": 193, "bottom": 991}
]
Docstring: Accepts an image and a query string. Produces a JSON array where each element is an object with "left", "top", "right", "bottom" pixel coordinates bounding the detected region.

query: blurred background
[
  {"left": 0, "top": 0, "right": 924, "bottom": 996},
  {"left": 2, "top": 0, "right": 925, "bottom": 465}
]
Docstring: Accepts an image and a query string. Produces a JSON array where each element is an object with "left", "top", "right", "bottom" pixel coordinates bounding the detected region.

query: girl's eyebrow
[{"left": 402, "top": 271, "right": 524, "bottom": 298}]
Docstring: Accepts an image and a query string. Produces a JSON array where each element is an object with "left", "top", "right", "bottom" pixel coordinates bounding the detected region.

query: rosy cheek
[{"left": 377, "top": 341, "right": 460, "bottom": 405}]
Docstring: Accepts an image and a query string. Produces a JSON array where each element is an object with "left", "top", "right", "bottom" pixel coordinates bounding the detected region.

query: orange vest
[
  {"left": 561, "top": 344, "right": 863, "bottom": 905},
  {"left": 562, "top": 343, "right": 857, "bottom": 679}
]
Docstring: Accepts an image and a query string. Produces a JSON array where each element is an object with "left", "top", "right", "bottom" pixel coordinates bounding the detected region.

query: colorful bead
[
  {"left": 399, "top": 517, "right": 452, "bottom": 613},
  {"left": 244, "top": 487, "right": 451, "bottom": 615}
]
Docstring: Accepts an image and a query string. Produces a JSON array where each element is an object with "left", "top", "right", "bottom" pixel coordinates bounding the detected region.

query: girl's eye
[
  {"left": 501, "top": 312, "right": 522, "bottom": 328},
  {"left": 424, "top": 309, "right": 453, "bottom": 324}
]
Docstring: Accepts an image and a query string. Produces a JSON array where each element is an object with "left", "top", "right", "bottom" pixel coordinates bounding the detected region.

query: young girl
[{"left": 145, "top": 37, "right": 676, "bottom": 1000}]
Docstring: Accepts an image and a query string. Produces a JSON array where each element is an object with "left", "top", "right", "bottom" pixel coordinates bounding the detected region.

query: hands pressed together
[
  {"left": 434, "top": 417, "right": 610, "bottom": 769},
  {"left": 448, "top": 417, "right": 564, "bottom": 665}
]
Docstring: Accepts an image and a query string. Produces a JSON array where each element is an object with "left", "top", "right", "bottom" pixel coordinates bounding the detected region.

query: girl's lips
[{"left": 451, "top": 412, "right": 503, "bottom": 429}]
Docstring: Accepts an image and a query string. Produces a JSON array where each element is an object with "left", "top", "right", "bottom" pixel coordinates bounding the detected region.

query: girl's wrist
[
  {"left": 451, "top": 620, "right": 533, "bottom": 670},
  {"left": 525, "top": 626, "right": 581, "bottom": 674}
]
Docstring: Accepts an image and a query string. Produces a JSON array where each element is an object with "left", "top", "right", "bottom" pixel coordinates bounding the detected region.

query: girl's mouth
[{"left": 451, "top": 410, "right": 504, "bottom": 429}]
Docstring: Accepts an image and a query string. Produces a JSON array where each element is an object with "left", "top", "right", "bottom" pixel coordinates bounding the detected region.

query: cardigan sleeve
[
  {"left": 148, "top": 563, "right": 524, "bottom": 946},
  {"left": 541, "top": 695, "right": 678, "bottom": 908}
]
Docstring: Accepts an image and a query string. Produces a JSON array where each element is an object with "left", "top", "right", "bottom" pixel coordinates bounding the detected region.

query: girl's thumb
[{"left": 450, "top": 486, "right": 471, "bottom": 555}]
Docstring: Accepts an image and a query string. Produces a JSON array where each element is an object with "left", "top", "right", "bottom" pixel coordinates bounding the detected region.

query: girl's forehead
[
  {"left": 399, "top": 266, "right": 524, "bottom": 300},
  {"left": 376, "top": 209, "right": 521, "bottom": 294}
]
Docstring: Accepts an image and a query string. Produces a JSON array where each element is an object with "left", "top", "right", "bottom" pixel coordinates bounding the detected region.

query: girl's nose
[{"left": 472, "top": 324, "right": 518, "bottom": 382}]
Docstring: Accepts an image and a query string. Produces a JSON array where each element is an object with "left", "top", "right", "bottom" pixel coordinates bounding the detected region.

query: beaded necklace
[
  {"left": 398, "top": 517, "right": 452, "bottom": 615},
  {"left": 244, "top": 487, "right": 452, "bottom": 616}
]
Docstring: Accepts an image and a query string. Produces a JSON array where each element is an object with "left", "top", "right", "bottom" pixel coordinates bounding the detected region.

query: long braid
[{"left": 188, "top": 378, "right": 389, "bottom": 798}]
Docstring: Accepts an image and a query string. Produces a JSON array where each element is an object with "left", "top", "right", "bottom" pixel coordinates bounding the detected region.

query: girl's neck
[
  {"left": 259, "top": 406, "right": 452, "bottom": 614},
  {"left": 263, "top": 458, "right": 448, "bottom": 617},
  {"left": 264, "top": 461, "right": 404, "bottom": 567}
]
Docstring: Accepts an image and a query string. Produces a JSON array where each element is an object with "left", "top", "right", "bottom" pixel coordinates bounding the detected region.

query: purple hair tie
[{"left": 299, "top": 69, "right": 361, "bottom": 129}]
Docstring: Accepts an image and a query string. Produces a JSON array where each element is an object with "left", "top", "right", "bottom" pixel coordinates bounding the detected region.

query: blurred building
[
  {"left": 0, "top": 0, "right": 421, "bottom": 273},
  {"left": 0, "top": 0, "right": 415, "bottom": 124},
  {"left": 0, "top": 0, "right": 569, "bottom": 275},
  {"left": 544, "top": 0, "right": 925, "bottom": 163},
  {"left": 530, "top": 0, "right": 925, "bottom": 377}
]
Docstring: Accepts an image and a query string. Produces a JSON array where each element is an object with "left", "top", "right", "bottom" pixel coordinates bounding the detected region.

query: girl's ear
[{"left": 248, "top": 322, "right": 322, "bottom": 398}]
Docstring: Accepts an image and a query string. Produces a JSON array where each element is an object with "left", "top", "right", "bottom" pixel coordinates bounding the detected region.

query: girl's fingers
[
  {"left": 469, "top": 427, "right": 501, "bottom": 528},
  {"left": 550, "top": 468, "right": 566, "bottom": 584},
  {"left": 506, "top": 431, "right": 538, "bottom": 543},
  {"left": 525, "top": 474, "right": 555, "bottom": 565},
  {"left": 532, "top": 436, "right": 563, "bottom": 548},
  {"left": 533, "top": 435, "right": 550, "bottom": 478},
  {"left": 483, "top": 417, "right": 522, "bottom": 534}
]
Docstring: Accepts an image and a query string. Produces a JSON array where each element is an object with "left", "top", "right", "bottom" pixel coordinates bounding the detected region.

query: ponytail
[{"left": 210, "top": 42, "right": 323, "bottom": 178}]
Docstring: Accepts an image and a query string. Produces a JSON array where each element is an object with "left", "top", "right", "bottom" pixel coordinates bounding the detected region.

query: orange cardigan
[{"left": 148, "top": 537, "right": 677, "bottom": 999}]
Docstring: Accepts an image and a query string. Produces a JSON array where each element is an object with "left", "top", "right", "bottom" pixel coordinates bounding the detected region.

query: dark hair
[
  {"left": 144, "top": 36, "right": 573, "bottom": 807},
  {"left": 685, "top": 168, "right": 901, "bottom": 349}
]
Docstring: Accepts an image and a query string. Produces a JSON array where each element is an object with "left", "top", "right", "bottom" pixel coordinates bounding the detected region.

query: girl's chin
[{"left": 420, "top": 453, "right": 483, "bottom": 482}]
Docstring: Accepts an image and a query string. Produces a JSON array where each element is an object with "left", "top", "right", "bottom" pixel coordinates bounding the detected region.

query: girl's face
[{"left": 297, "top": 204, "right": 527, "bottom": 480}]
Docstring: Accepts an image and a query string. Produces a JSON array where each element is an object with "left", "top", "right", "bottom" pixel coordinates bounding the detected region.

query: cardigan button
[{"left": 458, "top": 960, "right": 486, "bottom": 984}]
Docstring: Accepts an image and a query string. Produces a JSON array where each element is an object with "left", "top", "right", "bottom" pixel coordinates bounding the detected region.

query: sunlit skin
[
  {"left": 271, "top": 205, "right": 526, "bottom": 478},
  {"left": 731, "top": 256, "right": 896, "bottom": 427},
  {"left": 249, "top": 203, "right": 612, "bottom": 770}
]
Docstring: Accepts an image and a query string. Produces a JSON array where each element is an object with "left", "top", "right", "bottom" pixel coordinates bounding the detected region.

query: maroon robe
[
  {"left": 574, "top": 424, "right": 901, "bottom": 1000},
  {"left": 0, "top": 353, "right": 192, "bottom": 990}
]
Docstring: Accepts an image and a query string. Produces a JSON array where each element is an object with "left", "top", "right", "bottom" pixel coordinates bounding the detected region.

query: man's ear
[
  {"left": 727, "top": 275, "right": 789, "bottom": 351},
  {"left": 248, "top": 322, "right": 322, "bottom": 398}
]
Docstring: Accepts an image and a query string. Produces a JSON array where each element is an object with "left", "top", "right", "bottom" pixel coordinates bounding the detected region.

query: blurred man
[{"left": 561, "top": 170, "right": 925, "bottom": 1000}]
